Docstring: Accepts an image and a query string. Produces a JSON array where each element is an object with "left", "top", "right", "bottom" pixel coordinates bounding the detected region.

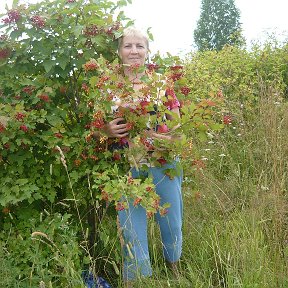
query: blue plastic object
[{"left": 82, "top": 271, "right": 111, "bottom": 288}]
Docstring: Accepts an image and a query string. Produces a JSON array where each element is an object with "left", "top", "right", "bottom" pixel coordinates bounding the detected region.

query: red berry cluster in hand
[
  {"left": 31, "top": 15, "right": 46, "bottom": 29},
  {"left": 126, "top": 122, "right": 134, "bottom": 130},
  {"left": 140, "top": 137, "right": 154, "bottom": 150}
]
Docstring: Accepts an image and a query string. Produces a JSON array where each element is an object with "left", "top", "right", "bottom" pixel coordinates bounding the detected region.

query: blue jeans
[{"left": 118, "top": 161, "right": 183, "bottom": 280}]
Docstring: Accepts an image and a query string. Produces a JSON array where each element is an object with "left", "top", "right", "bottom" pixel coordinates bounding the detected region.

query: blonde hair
[{"left": 118, "top": 26, "right": 149, "bottom": 51}]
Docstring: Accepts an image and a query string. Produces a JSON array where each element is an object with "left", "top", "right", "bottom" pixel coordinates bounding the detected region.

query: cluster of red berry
[
  {"left": 0, "top": 48, "right": 10, "bottom": 60},
  {"left": 15, "top": 112, "right": 26, "bottom": 122},
  {"left": 180, "top": 86, "right": 191, "bottom": 96},
  {"left": 38, "top": 94, "right": 50, "bottom": 102},
  {"left": 30, "top": 15, "right": 46, "bottom": 29},
  {"left": 83, "top": 59, "right": 99, "bottom": 72},
  {"left": 2, "top": 9, "right": 21, "bottom": 24}
]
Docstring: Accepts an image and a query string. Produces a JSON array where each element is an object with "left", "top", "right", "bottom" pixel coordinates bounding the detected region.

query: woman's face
[{"left": 118, "top": 35, "right": 148, "bottom": 67}]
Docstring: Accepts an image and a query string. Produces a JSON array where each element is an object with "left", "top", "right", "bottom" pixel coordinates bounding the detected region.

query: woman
[{"left": 103, "top": 27, "right": 183, "bottom": 284}]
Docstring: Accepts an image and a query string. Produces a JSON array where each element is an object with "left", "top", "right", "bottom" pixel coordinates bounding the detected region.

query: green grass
[{"left": 1, "top": 83, "right": 287, "bottom": 287}]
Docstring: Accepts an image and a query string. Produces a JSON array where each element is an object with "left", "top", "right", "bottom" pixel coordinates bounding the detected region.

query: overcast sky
[{"left": 1, "top": 0, "right": 288, "bottom": 55}]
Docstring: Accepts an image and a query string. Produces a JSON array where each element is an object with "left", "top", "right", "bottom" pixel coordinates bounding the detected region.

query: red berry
[
  {"left": 170, "top": 65, "right": 183, "bottom": 71},
  {"left": 0, "top": 123, "right": 5, "bottom": 132},
  {"left": 147, "top": 63, "right": 159, "bottom": 72},
  {"left": 0, "top": 48, "right": 11, "bottom": 59},
  {"left": 3, "top": 143, "right": 10, "bottom": 149},
  {"left": 157, "top": 158, "right": 167, "bottom": 166},
  {"left": 113, "top": 152, "right": 121, "bottom": 161},
  {"left": 83, "top": 25, "right": 100, "bottom": 37},
  {"left": 15, "top": 112, "right": 26, "bottom": 121},
  {"left": 223, "top": 115, "right": 232, "bottom": 125},
  {"left": 38, "top": 94, "right": 50, "bottom": 102},
  {"left": 74, "top": 159, "right": 81, "bottom": 166},
  {"left": 54, "top": 132, "right": 63, "bottom": 138},
  {"left": 31, "top": 15, "right": 46, "bottom": 28},
  {"left": 115, "top": 202, "right": 125, "bottom": 211},
  {"left": 180, "top": 86, "right": 191, "bottom": 96},
  {"left": 145, "top": 186, "right": 153, "bottom": 192},
  {"left": 157, "top": 124, "right": 169, "bottom": 134},
  {"left": 2, "top": 207, "right": 10, "bottom": 214},
  {"left": 133, "top": 197, "right": 142, "bottom": 206},
  {"left": 20, "top": 125, "right": 28, "bottom": 132},
  {"left": 160, "top": 208, "right": 168, "bottom": 216}
]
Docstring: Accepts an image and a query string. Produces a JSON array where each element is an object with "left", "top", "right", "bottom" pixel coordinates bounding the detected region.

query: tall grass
[{"left": 112, "top": 82, "right": 288, "bottom": 287}]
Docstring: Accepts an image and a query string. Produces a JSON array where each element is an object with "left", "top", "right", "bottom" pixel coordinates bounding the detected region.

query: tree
[{"left": 194, "top": 0, "right": 244, "bottom": 51}]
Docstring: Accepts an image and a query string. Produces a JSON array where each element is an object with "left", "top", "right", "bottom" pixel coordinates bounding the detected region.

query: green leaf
[
  {"left": 10, "top": 30, "right": 23, "bottom": 40},
  {"left": 58, "top": 55, "right": 70, "bottom": 70},
  {"left": 72, "top": 25, "right": 83, "bottom": 38},
  {"left": 43, "top": 60, "right": 55, "bottom": 73},
  {"left": 89, "top": 76, "right": 98, "bottom": 86},
  {"left": 16, "top": 179, "right": 29, "bottom": 186}
]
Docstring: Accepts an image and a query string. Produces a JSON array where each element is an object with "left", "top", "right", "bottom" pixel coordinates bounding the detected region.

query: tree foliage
[{"left": 194, "top": 0, "right": 244, "bottom": 51}]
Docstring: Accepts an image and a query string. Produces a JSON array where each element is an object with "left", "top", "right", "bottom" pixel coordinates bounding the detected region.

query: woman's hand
[
  {"left": 146, "top": 130, "right": 173, "bottom": 142},
  {"left": 103, "top": 118, "right": 129, "bottom": 138}
]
